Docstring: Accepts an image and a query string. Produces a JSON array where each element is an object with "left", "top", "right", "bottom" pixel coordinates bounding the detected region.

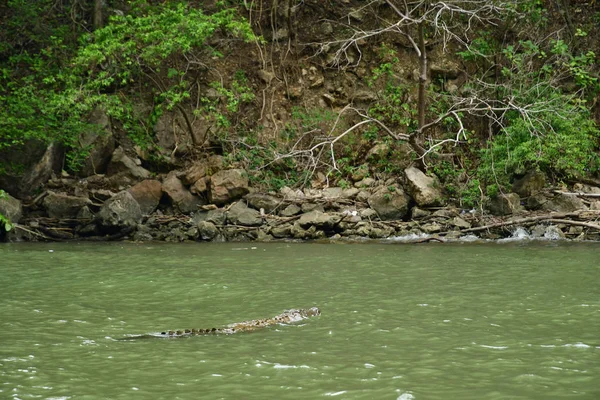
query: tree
[{"left": 280, "top": 0, "right": 598, "bottom": 187}]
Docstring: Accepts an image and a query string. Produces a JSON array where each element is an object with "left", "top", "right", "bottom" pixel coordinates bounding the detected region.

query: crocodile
[{"left": 117, "top": 307, "right": 321, "bottom": 340}]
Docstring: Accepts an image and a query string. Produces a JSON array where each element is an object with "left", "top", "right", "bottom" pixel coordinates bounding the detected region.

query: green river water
[{"left": 1, "top": 241, "right": 599, "bottom": 399}]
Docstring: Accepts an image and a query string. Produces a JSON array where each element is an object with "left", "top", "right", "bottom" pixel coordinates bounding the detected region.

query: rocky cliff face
[{"left": 1, "top": 1, "right": 599, "bottom": 242}]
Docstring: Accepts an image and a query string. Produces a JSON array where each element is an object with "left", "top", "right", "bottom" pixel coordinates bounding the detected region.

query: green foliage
[
  {"left": 479, "top": 102, "right": 599, "bottom": 192},
  {"left": 0, "top": 190, "right": 14, "bottom": 232}
]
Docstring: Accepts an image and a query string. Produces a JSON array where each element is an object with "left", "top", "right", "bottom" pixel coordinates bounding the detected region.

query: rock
[
  {"left": 360, "top": 208, "right": 378, "bottom": 219},
  {"left": 227, "top": 201, "right": 262, "bottom": 226},
  {"left": 356, "top": 191, "right": 371, "bottom": 203},
  {"left": 485, "top": 193, "right": 523, "bottom": 216},
  {"left": 572, "top": 183, "right": 600, "bottom": 194},
  {"left": 209, "top": 169, "right": 249, "bottom": 206},
  {"left": 512, "top": 170, "right": 546, "bottom": 197},
  {"left": 197, "top": 221, "right": 219, "bottom": 240},
  {"left": 0, "top": 142, "right": 63, "bottom": 198},
  {"left": 194, "top": 208, "right": 227, "bottom": 226},
  {"left": 404, "top": 167, "right": 444, "bottom": 207},
  {"left": 451, "top": 217, "right": 471, "bottom": 229},
  {"left": 127, "top": 179, "right": 162, "bottom": 215},
  {"left": 162, "top": 172, "right": 205, "bottom": 214},
  {"left": 43, "top": 192, "right": 91, "bottom": 219},
  {"left": 191, "top": 177, "right": 208, "bottom": 195},
  {"left": 257, "top": 69, "right": 275, "bottom": 84},
  {"left": 271, "top": 223, "right": 292, "bottom": 238},
  {"left": 366, "top": 143, "right": 390, "bottom": 160},
  {"left": 527, "top": 193, "right": 549, "bottom": 210},
  {"left": 0, "top": 191, "right": 22, "bottom": 224},
  {"left": 544, "top": 225, "right": 566, "bottom": 240},
  {"left": 590, "top": 200, "right": 600, "bottom": 210},
  {"left": 367, "top": 187, "right": 410, "bottom": 220},
  {"left": 354, "top": 177, "right": 376, "bottom": 188},
  {"left": 245, "top": 193, "right": 281, "bottom": 214},
  {"left": 281, "top": 186, "right": 305, "bottom": 200},
  {"left": 541, "top": 193, "right": 587, "bottom": 212},
  {"left": 342, "top": 188, "right": 360, "bottom": 199},
  {"left": 280, "top": 204, "right": 301, "bottom": 217},
  {"left": 369, "top": 226, "right": 394, "bottom": 238},
  {"left": 181, "top": 162, "right": 207, "bottom": 185},
  {"left": 351, "top": 164, "right": 369, "bottom": 182},
  {"left": 78, "top": 108, "right": 115, "bottom": 176},
  {"left": 421, "top": 222, "right": 442, "bottom": 233},
  {"left": 298, "top": 210, "right": 342, "bottom": 229},
  {"left": 290, "top": 222, "right": 308, "bottom": 239},
  {"left": 106, "top": 147, "right": 150, "bottom": 180},
  {"left": 301, "top": 203, "right": 324, "bottom": 213},
  {"left": 96, "top": 191, "right": 142, "bottom": 229},
  {"left": 322, "top": 187, "right": 344, "bottom": 199},
  {"left": 411, "top": 207, "right": 431, "bottom": 219}
]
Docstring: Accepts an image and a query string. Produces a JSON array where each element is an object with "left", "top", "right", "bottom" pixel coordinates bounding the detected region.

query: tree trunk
[{"left": 93, "top": 0, "right": 103, "bottom": 30}]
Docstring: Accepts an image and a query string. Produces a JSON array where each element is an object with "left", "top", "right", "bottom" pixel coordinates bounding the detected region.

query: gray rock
[
  {"left": 322, "top": 187, "right": 344, "bottom": 199},
  {"left": 421, "top": 222, "right": 442, "bottom": 233},
  {"left": 355, "top": 177, "right": 376, "bottom": 188},
  {"left": 106, "top": 147, "right": 150, "bottom": 180},
  {"left": 0, "top": 191, "right": 22, "bottom": 224},
  {"left": 541, "top": 193, "right": 587, "bottom": 212},
  {"left": 360, "top": 208, "right": 378, "bottom": 219},
  {"left": 43, "top": 191, "right": 91, "bottom": 219},
  {"left": 162, "top": 172, "right": 205, "bottom": 214},
  {"left": 572, "top": 183, "right": 600, "bottom": 194},
  {"left": 197, "top": 221, "right": 218, "bottom": 240},
  {"left": 245, "top": 193, "right": 281, "bottom": 214},
  {"left": 191, "top": 177, "right": 208, "bottom": 195},
  {"left": 342, "top": 188, "right": 360, "bottom": 198},
  {"left": 96, "top": 191, "right": 142, "bottom": 228},
  {"left": 411, "top": 207, "right": 431, "bottom": 219},
  {"left": 271, "top": 223, "right": 292, "bottom": 238},
  {"left": 128, "top": 179, "right": 162, "bottom": 215},
  {"left": 451, "top": 217, "right": 471, "bottom": 229},
  {"left": 301, "top": 203, "right": 324, "bottom": 213},
  {"left": 291, "top": 222, "right": 308, "bottom": 239},
  {"left": 512, "top": 170, "right": 546, "bottom": 197},
  {"left": 404, "top": 167, "right": 444, "bottom": 207},
  {"left": 486, "top": 193, "right": 523, "bottom": 216},
  {"left": 544, "top": 225, "right": 566, "bottom": 240},
  {"left": 590, "top": 200, "right": 600, "bottom": 210},
  {"left": 209, "top": 169, "right": 249, "bottom": 206},
  {"left": 280, "top": 204, "right": 302, "bottom": 217},
  {"left": 298, "top": 210, "right": 342, "bottom": 229},
  {"left": 367, "top": 187, "right": 410, "bottom": 220},
  {"left": 227, "top": 201, "right": 262, "bottom": 226},
  {"left": 79, "top": 108, "right": 115, "bottom": 176}
]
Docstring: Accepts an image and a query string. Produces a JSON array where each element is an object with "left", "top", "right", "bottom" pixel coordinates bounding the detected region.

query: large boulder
[
  {"left": 78, "top": 108, "right": 115, "bottom": 176},
  {"left": 43, "top": 191, "right": 91, "bottom": 219},
  {"left": 162, "top": 172, "right": 205, "bottom": 214},
  {"left": 0, "top": 142, "right": 63, "bottom": 198},
  {"left": 485, "top": 193, "right": 523, "bottom": 216},
  {"left": 106, "top": 147, "right": 151, "bottom": 180},
  {"left": 0, "top": 191, "right": 22, "bottom": 224},
  {"left": 96, "top": 191, "right": 142, "bottom": 229},
  {"left": 227, "top": 201, "right": 262, "bottom": 226},
  {"left": 367, "top": 187, "right": 410, "bottom": 220},
  {"left": 127, "top": 179, "right": 162, "bottom": 215},
  {"left": 298, "top": 210, "right": 342, "bottom": 229},
  {"left": 512, "top": 170, "right": 545, "bottom": 197},
  {"left": 209, "top": 169, "right": 249, "bottom": 205},
  {"left": 541, "top": 193, "right": 587, "bottom": 213},
  {"left": 245, "top": 193, "right": 281, "bottom": 214},
  {"left": 404, "top": 167, "right": 444, "bottom": 207}
]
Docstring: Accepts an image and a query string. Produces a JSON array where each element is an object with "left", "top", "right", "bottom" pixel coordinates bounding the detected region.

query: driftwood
[{"left": 458, "top": 211, "right": 600, "bottom": 234}]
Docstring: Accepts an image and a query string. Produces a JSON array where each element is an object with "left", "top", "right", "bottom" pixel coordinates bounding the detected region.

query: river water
[{"left": 1, "top": 241, "right": 598, "bottom": 399}]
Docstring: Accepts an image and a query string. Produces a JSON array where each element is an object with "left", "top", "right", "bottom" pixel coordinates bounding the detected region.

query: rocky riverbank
[{"left": 2, "top": 147, "right": 600, "bottom": 243}]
